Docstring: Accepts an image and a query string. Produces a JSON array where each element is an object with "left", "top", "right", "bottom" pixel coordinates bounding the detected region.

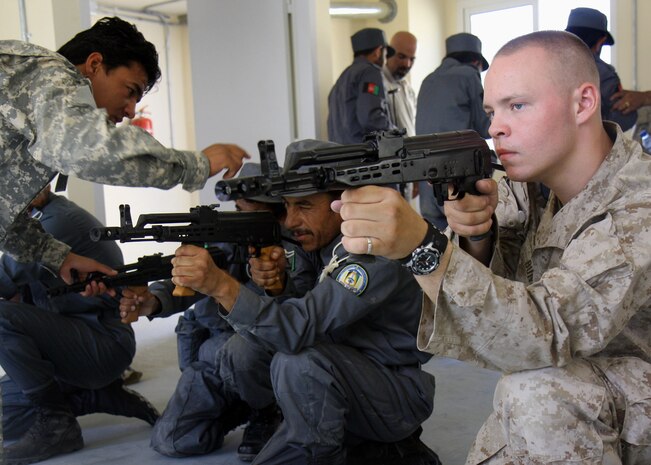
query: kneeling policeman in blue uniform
[{"left": 153, "top": 140, "right": 441, "bottom": 464}]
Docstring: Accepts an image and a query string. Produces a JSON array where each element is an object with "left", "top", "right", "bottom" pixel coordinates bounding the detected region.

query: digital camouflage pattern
[
  {"left": 0, "top": 41, "right": 210, "bottom": 271},
  {"left": 418, "top": 123, "right": 651, "bottom": 463}
]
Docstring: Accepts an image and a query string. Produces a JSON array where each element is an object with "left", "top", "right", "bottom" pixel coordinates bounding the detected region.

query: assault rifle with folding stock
[
  {"left": 46, "top": 247, "right": 228, "bottom": 298},
  {"left": 89, "top": 204, "right": 283, "bottom": 302},
  {"left": 215, "top": 129, "right": 501, "bottom": 205}
]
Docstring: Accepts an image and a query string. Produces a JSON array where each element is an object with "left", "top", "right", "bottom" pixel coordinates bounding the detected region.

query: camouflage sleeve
[
  {"left": 489, "top": 179, "right": 531, "bottom": 279},
  {"left": 17, "top": 57, "right": 209, "bottom": 191},
  {"left": 3, "top": 214, "right": 71, "bottom": 272},
  {"left": 418, "top": 207, "right": 651, "bottom": 373}
]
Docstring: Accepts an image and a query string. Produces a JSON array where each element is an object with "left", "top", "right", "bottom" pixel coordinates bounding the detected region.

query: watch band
[
  {"left": 400, "top": 221, "right": 448, "bottom": 275},
  {"left": 398, "top": 220, "right": 448, "bottom": 264}
]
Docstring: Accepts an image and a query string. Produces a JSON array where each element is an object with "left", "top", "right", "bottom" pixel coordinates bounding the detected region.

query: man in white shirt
[{"left": 382, "top": 31, "right": 418, "bottom": 199}]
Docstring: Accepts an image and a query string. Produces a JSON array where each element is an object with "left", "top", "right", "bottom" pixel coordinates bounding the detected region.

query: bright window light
[{"left": 468, "top": 0, "right": 612, "bottom": 65}]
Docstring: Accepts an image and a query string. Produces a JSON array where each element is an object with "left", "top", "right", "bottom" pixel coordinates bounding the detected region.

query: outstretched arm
[{"left": 202, "top": 143, "right": 250, "bottom": 178}]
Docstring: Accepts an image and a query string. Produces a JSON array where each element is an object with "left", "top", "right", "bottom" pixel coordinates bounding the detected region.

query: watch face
[{"left": 411, "top": 247, "right": 441, "bottom": 275}]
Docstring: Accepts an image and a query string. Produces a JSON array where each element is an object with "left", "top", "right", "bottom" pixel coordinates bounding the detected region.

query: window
[{"left": 460, "top": 0, "right": 612, "bottom": 66}]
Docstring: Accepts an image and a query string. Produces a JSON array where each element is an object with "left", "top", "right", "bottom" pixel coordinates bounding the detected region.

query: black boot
[
  {"left": 4, "top": 406, "right": 83, "bottom": 465},
  {"left": 120, "top": 366, "right": 143, "bottom": 385},
  {"left": 67, "top": 379, "right": 160, "bottom": 425},
  {"left": 237, "top": 404, "right": 282, "bottom": 462},
  {"left": 346, "top": 427, "right": 442, "bottom": 465},
  {"left": 218, "top": 398, "right": 252, "bottom": 435}
]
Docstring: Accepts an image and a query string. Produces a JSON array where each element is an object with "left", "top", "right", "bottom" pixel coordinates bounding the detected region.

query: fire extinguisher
[{"left": 130, "top": 106, "right": 153, "bottom": 135}]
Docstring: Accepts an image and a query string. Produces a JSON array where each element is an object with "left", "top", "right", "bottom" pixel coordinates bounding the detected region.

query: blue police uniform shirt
[
  {"left": 327, "top": 56, "right": 393, "bottom": 144},
  {"left": 595, "top": 55, "right": 637, "bottom": 131}
]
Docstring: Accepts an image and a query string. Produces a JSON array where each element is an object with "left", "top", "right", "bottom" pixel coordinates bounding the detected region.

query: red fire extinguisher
[{"left": 130, "top": 106, "right": 153, "bottom": 135}]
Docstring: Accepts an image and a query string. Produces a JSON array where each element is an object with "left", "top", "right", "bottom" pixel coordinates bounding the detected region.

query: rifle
[
  {"left": 215, "top": 130, "right": 502, "bottom": 206},
  {"left": 90, "top": 204, "right": 283, "bottom": 297},
  {"left": 46, "top": 248, "right": 228, "bottom": 323}
]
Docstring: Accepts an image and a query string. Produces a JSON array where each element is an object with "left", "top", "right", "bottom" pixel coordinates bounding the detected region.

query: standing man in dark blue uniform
[
  {"left": 565, "top": 7, "right": 637, "bottom": 132},
  {"left": 0, "top": 185, "right": 159, "bottom": 464},
  {"left": 148, "top": 140, "right": 440, "bottom": 465},
  {"left": 328, "top": 28, "right": 396, "bottom": 144},
  {"left": 415, "top": 32, "right": 491, "bottom": 230}
]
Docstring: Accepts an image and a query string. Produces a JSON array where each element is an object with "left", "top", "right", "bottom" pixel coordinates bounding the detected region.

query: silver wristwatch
[{"left": 400, "top": 221, "right": 448, "bottom": 276}]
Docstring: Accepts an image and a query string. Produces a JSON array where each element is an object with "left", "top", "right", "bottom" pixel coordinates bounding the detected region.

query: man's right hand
[
  {"left": 444, "top": 178, "right": 497, "bottom": 266},
  {"left": 444, "top": 178, "right": 497, "bottom": 238},
  {"left": 202, "top": 144, "right": 251, "bottom": 179}
]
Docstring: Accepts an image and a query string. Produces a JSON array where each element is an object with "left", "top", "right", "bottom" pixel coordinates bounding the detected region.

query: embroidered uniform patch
[
  {"left": 365, "top": 82, "right": 380, "bottom": 96},
  {"left": 335, "top": 264, "right": 368, "bottom": 296}
]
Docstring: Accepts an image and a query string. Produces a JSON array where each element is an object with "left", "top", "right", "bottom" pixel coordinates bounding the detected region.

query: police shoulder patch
[
  {"left": 335, "top": 263, "right": 368, "bottom": 296},
  {"left": 364, "top": 82, "right": 380, "bottom": 96}
]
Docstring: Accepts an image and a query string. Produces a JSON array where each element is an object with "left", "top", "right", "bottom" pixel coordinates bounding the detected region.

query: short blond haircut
[{"left": 496, "top": 30, "right": 599, "bottom": 96}]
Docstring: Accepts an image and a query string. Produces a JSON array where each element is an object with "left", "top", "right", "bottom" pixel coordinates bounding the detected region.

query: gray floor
[{"left": 38, "top": 317, "right": 501, "bottom": 465}]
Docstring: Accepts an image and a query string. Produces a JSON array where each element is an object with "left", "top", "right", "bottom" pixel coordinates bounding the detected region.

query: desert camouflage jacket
[
  {"left": 418, "top": 122, "right": 651, "bottom": 372},
  {"left": 0, "top": 41, "right": 209, "bottom": 271}
]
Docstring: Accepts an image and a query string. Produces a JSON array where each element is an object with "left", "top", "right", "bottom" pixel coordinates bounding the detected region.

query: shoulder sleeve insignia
[
  {"left": 335, "top": 264, "right": 368, "bottom": 296},
  {"left": 364, "top": 82, "right": 380, "bottom": 96}
]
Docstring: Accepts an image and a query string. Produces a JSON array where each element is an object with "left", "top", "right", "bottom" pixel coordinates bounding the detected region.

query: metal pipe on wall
[
  {"left": 18, "top": 0, "right": 30, "bottom": 42},
  {"left": 632, "top": 0, "right": 638, "bottom": 90}
]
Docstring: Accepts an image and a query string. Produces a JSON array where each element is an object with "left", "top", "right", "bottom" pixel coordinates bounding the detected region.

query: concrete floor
[{"left": 38, "top": 316, "right": 501, "bottom": 465}]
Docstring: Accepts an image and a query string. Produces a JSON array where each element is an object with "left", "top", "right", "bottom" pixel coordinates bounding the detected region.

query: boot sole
[
  {"left": 237, "top": 452, "right": 257, "bottom": 462},
  {"left": 5, "top": 435, "right": 84, "bottom": 465}
]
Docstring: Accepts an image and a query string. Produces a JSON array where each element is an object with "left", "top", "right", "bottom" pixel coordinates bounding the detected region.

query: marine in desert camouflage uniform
[{"left": 335, "top": 31, "right": 651, "bottom": 464}]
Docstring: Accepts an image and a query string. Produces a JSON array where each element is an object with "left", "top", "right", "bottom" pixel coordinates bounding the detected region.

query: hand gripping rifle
[
  {"left": 89, "top": 204, "right": 283, "bottom": 304},
  {"left": 46, "top": 248, "right": 228, "bottom": 323},
  {"left": 215, "top": 129, "right": 501, "bottom": 205}
]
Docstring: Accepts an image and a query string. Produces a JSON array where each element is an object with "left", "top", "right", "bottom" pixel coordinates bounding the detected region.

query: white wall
[
  {"left": 99, "top": 16, "right": 197, "bottom": 262},
  {"left": 614, "top": 0, "right": 651, "bottom": 92},
  {"left": 188, "top": 0, "right": 303, "bottom": 207}
]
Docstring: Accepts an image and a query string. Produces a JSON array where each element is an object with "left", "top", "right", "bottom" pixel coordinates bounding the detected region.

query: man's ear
[
  {"left": 80, "top": 52, "right": 104, "bottom": 78},
  {"left": 575, "top": 82, "right": 600, "bottom": 125}
]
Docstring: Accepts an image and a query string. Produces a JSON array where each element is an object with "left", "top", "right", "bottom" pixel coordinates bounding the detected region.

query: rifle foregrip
[{"left": 172, "top": 285, "right": 196, "bottom": 297}]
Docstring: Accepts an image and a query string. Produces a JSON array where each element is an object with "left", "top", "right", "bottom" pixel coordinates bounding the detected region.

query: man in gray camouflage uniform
[
  {"left": 0, "top": 16, "right": 247, "bottom": 287},
  {"left": 0, "top": 16, "right": 247, "bottom": 465},
  {"left": 335, "top": 31, "right": 651, "bottom": 464}
]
